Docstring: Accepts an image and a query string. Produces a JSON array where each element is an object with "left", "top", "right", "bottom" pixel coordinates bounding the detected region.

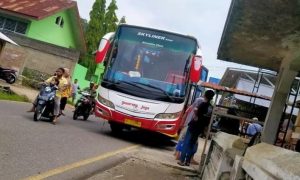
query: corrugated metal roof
[
  {"left": 198, "top": 81, "right": 271, "bottom": 101},
  {"left": 0, "top": 0, "right": 75, "bottom": 20},
  {"left": 220, "top": 68, "right": 277, "bottom": 88}
]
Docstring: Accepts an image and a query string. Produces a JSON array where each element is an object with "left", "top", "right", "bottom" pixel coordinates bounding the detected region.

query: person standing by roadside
[
  {"left": 246, "top": 117, "right": 262, "bottom": 137},
  {"left": 71, "top": 79, "right": 80, "bottom": 104},
  {"left": 59, "top": 68, "right": 71, "bottom": 116},
  {"left": 174, "top": 94, "right": 206, "bottom": 164},
  {"left": 178, "top": 90, "right": 215, "bottom": 166}
]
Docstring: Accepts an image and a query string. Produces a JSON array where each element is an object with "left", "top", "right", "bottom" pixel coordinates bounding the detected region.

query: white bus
[{"left": 94, "top": 24, "right": 204, "bottom": 137}]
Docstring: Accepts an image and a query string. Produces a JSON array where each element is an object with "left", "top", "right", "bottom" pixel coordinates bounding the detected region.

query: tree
[
  {"left": 119, "top": 16, "right": 126, "bottom": 24},
  {"left": 80, "top": 18, "right": 88, "bottom": 32},
  {"left": 81, "top": 0, "right": 106, "bottom": 79},
  {"left": 85, "top": 0, "right": 106, "bottom": 54},
  {"left": 104, "top": 0, "right": 118, "bottom": 32}
]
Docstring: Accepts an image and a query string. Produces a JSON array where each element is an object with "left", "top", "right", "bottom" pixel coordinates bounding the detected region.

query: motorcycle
[
  {"left": 0, "top": 66, "right": 17, "bottom": 84},
  {"left": 73, "top": 91, "right": 93, "bottom": 121},
  {"left": 34, "top": 84, "right": 57, "bottom": 122}
]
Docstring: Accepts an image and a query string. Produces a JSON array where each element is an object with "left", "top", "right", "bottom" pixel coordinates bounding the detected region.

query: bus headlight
[
  {"left": 155, "top": 112, "right": 181, "bottom": 119},
  {"left": 97, "top": 94, "right": 115, "bottom": 109}
]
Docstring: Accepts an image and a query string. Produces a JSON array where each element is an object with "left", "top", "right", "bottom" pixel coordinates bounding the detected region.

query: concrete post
[
  {"left": 261, "top": 91, "right": 289, "bottom": 144},
  {"left": 261, "top": 67, "right": 297, "bottom": 144}
]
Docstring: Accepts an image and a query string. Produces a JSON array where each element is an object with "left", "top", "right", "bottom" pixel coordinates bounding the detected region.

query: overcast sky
[{"left": 75, "top": 0, "right": 256, "bottom": 79}]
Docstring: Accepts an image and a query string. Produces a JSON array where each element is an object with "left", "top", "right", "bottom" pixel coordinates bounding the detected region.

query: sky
[{"left": 75, "top": 0, "right": 257, "bottom": 79}]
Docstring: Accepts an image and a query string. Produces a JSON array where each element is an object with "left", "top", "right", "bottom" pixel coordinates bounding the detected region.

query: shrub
[{"left": 0, "top": 90, "right": 29, "bottom": 102}]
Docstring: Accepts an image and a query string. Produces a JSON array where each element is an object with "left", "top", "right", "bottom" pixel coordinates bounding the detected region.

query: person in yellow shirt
[
  {"left": 28, "top": 68, "right": 67, "bottom": 125},
  {"left": 59, "top": 68, "right": 71, "bottom": 116},
  {"left": 46, "top": 68, "right": 68, "bottom": 124}
]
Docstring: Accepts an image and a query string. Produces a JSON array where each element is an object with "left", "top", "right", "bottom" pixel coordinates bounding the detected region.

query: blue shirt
[{"left": 247, "top": 123, "right": 262, "bottom": 136}]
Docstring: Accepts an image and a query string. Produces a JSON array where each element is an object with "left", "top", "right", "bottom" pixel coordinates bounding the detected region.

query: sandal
[{"left": 177, "top": 161, "right": 185, "bottom": 166}]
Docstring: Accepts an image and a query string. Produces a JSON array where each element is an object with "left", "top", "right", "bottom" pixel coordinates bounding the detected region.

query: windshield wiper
[
  {"left": 102, "top": 80, "right": 116, "bottom": 87},
  {"left": 116, "top": 81, "right": 147, "bottom": 89},
  {"left": 103, "top": 80, "right": 180, "bottom": 102}
]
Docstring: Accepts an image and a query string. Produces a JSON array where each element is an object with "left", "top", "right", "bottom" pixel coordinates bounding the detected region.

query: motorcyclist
[
  {"left": 77, "top": 82, "right": 97, "bottom": 113},
  {"left": 28, "top": 68, "right": 68, "bottom": 124}
]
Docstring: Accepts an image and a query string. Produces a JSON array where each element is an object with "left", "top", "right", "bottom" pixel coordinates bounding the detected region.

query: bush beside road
[
  {"left": 0, "top": 81, "right": 30, "bottom": 102},
  {"left": 0, "top": 80, "right": 38, "bottom": 102},
  {"left": 0, "top": 91, "right": 29, "bottom": 102}
]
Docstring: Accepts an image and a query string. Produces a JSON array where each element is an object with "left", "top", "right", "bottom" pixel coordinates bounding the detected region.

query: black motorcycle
[
  {"left": 0, "top": 66, "right": 17, "bottom": 84},
  {"left": 34, "top": 84, "right": 57, "bottom": 122},
  {"left": 73, "top": 91, "right": 93, "bottom": 121}
]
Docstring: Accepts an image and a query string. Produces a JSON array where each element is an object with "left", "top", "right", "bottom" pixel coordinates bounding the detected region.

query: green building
[{"left": 0, "top": 0, "right": 86, "bottom": 82}]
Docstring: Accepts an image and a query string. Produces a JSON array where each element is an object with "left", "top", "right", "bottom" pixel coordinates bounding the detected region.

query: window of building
[
  {"left": 0, "top": 16, "right": 28, "bottom": 34},
  {"left": 4, "top": 18, "right": 16, "bottom": 31},
  {"left": 15, "top": 22, "right": 27, "bottom": 34},
  {"left": 60, "top": 18, "right": 64, "bottom": 28},
  {"left": 0, "top": 17, "right": 5, "bottom": 29},
  {"left": 55, "top": 16, "right": 64, "bottom": 28},
  {"left": 55, "top": 16, "right": 61, "bottom": 24}
]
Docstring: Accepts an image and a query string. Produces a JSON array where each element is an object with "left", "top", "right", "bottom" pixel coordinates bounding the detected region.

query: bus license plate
[{"left": 124, "top": 119, "right": 141, "bottom": 127}]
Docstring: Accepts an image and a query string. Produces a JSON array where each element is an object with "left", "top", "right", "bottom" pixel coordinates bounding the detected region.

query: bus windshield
[{"left": 102, "top": 26, "right": 197, "bottom": 103}]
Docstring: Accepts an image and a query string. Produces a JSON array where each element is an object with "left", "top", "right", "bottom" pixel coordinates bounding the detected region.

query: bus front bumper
[{"left": 95, "top": 101, "right": 179, "bottom": 137}]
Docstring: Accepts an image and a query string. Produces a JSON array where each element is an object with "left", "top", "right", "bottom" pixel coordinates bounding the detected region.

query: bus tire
[{"left": 110, "top": 122, "right": 124, "bottom": 134}]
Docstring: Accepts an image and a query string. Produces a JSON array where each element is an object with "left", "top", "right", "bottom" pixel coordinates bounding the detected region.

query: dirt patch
[{"left": 88, "top": 158, "right": 199, "bottom": 180}]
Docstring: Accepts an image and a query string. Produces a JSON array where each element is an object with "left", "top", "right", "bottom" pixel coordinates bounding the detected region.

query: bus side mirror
[
  {"left": 189, "top": 55, "right": 202, "bottom": 83},
  {"left": 95, "top": 38, "right": 111, "bottom": 64},
  {"left": 95, "top": 32, "right": 114, "bottom": 64}
]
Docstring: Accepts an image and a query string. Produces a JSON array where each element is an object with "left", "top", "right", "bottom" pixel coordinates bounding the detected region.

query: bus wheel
[{"left": 110, "top": 122, "right": 124, "bottom": 134}]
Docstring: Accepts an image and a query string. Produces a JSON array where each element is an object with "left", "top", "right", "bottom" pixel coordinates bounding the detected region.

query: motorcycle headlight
[
  {"left": 155, "top": 112, "right": 181, "bottom": 119},
  {"left": 97, "top": 94, "right": 115, "bottom": 109}
]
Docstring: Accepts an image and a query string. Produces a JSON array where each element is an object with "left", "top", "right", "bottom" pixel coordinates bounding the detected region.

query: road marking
[{"left": 23, "top": 145, "right": 139, "bottom": 180}]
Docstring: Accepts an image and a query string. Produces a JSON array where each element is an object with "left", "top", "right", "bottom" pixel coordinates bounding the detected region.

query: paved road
[{"left": 0, "top": 101, "right": 175, "bottom": 180}]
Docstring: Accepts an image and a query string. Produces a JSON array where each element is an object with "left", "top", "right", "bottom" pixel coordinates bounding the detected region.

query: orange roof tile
[{"left": 0, "top": 0, "right": 75, "bottom": 20}]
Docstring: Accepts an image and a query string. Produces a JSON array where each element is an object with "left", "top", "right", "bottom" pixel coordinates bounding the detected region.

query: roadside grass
[{"left": 0, "top": 91, "right": 30, "bottom": 102}]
